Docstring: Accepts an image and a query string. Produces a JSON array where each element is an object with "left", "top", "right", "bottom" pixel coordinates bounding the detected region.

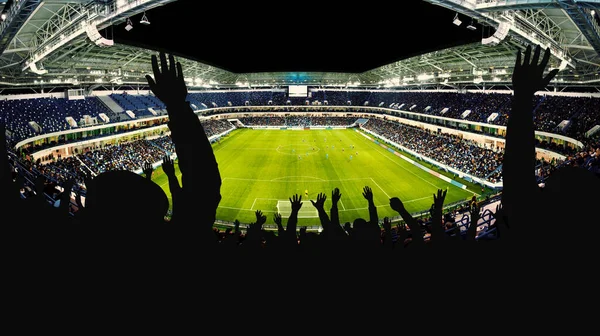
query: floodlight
[
  {"left": 453, "top": 13, "right": 462, "bottom": 26},
  {"left": 125, "top": 18, "right": 133, "bottom": 31},
  {"left": 1, "top": 13, "right": 6, "bottom": 21},
  {"left": 466, "top": 18, "right": 476, "bottom": 30},
  {"left": 140, "top": 12, "right": 150, "bottom": 25}
]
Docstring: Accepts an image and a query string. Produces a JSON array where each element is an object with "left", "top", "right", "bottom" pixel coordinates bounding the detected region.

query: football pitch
[{"left": 150, "top": 128, "right": 479, "bottom": 225}]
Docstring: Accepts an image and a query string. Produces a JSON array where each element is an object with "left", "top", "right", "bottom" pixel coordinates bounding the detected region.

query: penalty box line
[{"left": 277, "top": 200, "right": 318, "bottom": 218}]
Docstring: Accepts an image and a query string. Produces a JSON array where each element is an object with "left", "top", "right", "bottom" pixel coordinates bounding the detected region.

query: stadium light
[
  {"left": 125, "top": 18, "right": 133, "bottom": 31},
  {"left": 453, "top": 13, "right": 462, "bottom": 26},
  {"left": 140, "top": 12, "right": 150, "bottom": 25},
  {"left": 1, "top": 12, "right": 6, "bottom": 21},
  {"left": 466, "top": 18, "right": 476, "bottom": 30}
]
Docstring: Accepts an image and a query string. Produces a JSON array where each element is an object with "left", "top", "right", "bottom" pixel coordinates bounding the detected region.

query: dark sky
[{"left": 111, "top": 0, "right": 486, "bottom": 73}]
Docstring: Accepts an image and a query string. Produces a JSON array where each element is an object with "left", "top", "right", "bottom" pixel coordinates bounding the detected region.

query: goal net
[{"left": 276, "top": 200, "right": 319, "bottom": 218}]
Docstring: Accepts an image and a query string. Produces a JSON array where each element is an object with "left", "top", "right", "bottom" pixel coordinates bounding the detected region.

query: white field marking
[
  {"left": 336, "top": 195, "right": 432, "bottom": 212},
  {"left": 219, "top": 196, "right": 433, "bottom": 214},
  {"left": 222, "top": 176, "right": 373, "bottom": 183},
  {"left": 367, "top": 137, "right": 480, "bottom": 197},
  {"left": 271, "top": 175, "right": 325, "bottom": 181},
  {"left": 339, "top": 200, "right": 346, "bottom": 210},
  {"left": 371, "top": 145, "right": 443, "bottom": 190},
  {"left": 370, "top": 177, "right": 391, "bottom": 199},
  {"left": 250, "top": 198, "right": 257, "bottom": 210},
  {"left": 213, "top": 139, "right": 233, "bottom": 153},
  {"left": 218, "top": 205, "right": 278, "bottom": 212}
]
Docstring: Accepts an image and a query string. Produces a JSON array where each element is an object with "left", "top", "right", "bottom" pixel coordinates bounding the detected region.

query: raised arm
[
  {"left": 285, "top": 194, "right": 302, "bottom": 240},
  {"left": 428, "top": 189, "right": 447, "bottom": 244},
  {"left": 390, "top": 197, "right": 424, "bottom": 247},
  {"left": 310, "top": 192, "right": 331, "bottom": 236},
  {"left": 146, "top": 52, "right": 221, "bottom": 232},
  {"left": 329, "top": 187, "right": 348, "bottom": 239},
  {"left": 362, "top": 186, "right": 378, "bottom": 226},
  {"left": 503, "top": 45, "right": 558, "bottom": 226},
  {"left": 161, "top": 155, "right": 181, "bottom": 221}
]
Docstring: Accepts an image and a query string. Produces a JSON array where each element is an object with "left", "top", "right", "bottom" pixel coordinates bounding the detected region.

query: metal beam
[
  {"left": 23, "top": 0, "right": 177, "bottom": 72},
  {"left": 0, "top": 0, "right": 43, "bottom": 54},
  {"left": 558, "top": 0, "right": 600, "bottom": 55},
  {"left": 423, "top": 0, "right": 576, "bottom": 67}
]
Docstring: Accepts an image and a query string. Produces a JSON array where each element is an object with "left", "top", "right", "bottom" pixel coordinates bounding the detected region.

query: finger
[
  {"left": 540, "top": 46, "right": 552, "bottom": 69},
  {"left": 159, "top": 52, "right": 168, "bottom": 75},
  {"left": 151, "top": 55, "right": 160, "bottom": 77},
  {"left": 515, "top": 50, "right": 522, "bottom": 69},
  {"left": 542, "top": 69, "right": 559, "bottom": 87},
  {"left": 169, "top": 54, "right": 176, "bottom": 76},
  {"left": 145, "top": 75, "right": 157, "bottom": 89},
  {"left": 523, "top": 45, "right": 532, "bottom": 66},
  {"left": 531, "top": 44, "right": 541, "bottom": 67},
  {"left": 177, "top": 61, "right": 185, "bottom": 82}
]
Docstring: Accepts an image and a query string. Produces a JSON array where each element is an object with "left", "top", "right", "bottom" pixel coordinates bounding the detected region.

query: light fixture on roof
[
  {"left": 125, "top": 17, "right": 133, "bottom": 31},
  {"left": 466, "top": 18, "right": 477, "bottom": 30},
  {"left": 140, "top": 12, "right": 150, "bottom": 25},
  {"left": 452, "top": 13, "right": 462, "bottom": 26}
]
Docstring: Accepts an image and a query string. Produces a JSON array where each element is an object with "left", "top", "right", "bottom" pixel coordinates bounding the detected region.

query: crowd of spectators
[{"left": 362, "top": 118, "right": 503, "bottom": 182}]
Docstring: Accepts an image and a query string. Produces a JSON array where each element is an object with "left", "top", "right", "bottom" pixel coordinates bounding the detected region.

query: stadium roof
[{"left": 0, "top": 0, "right": 598, "bottom": 91}]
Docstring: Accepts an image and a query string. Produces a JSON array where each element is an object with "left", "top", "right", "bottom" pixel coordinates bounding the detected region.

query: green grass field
[{"left": 150, "top": 128, "right": 479, "bottom": 225}]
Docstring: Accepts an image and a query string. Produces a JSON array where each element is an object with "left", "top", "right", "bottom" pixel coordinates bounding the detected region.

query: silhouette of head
[{"left": 84, "top": 170, "right": 169, "bottom": 226}]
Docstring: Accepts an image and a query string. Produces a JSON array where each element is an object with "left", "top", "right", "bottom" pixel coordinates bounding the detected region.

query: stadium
[{"left": 1, "top": 0, "right": 598, "bottom": 247}]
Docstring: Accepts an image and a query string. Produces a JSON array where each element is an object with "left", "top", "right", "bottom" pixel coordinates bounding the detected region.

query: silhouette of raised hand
[
  {"left": 310, "top": 192, "right": 327, "bottom": 210},
  {"left": 513, "top": 45, "right": 559, "bottom": 98},
  {"left": 433, "top": 189, "right": 446, "bottom": 210},
  {"left": 274, "top": 212, "right": 284, "bottom": 236},
  {"left": 332, "top": 187, "right": 342, "bottom": 204},
  {"left": 142, "top": 162, "right": 153, "bottom": 180},
  {"left": 290, "top": 194, "right": 303, "bottom": 212},
  {"left": 362, "top": 185, "right": 379, "bottom": 228},
  {"left": 328, "top": 187, "right": 347, "bottom": 240},
  {"left": 162, "top": 155, "right": 175, "bottom": 177},
  {"left": 390, "top": 196, "right": 424, "bottom": 246},
  {"left": 311, "top": 192, "right": 334, "bottom": 237},
  {"left": 255, "top": 209, "right": 267, "bottom": 227},
  {"left": 145, "top": 53, "right": 188, "bottom": 108},
  {"left": 389, "top": 197, "right": 405, "bottom": 214},
  {"left": 504, "top": 45, "right": 559, "bottom": 231},
  {"left": 245, "top": 210, "right": 267, "bottom": 248},
  {"left": 427, "top": 189, "right": 447, "bottom": 244},
  {"left": 362, "top": 186, "right": 373, "bottom": 201},
  {"left": 285, "top": 194, "right": 303, "bottom": 242}
]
